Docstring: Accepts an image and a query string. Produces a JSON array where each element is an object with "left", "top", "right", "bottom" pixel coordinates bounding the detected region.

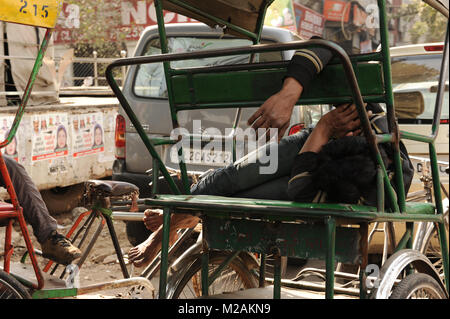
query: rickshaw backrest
[{"left": 168, "top": 57, "right": 385, "bottom": 111}]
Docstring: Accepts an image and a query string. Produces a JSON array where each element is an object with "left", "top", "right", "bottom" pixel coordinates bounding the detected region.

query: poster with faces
[
  {"left": 71, "top": 112, "right": 104, "bottom": 158},
  {"left": 31, "top": 113, "right": 69, "bottom": 161},
  {"left": 0, "top": 116, "right": 20, "bottom": 162}
]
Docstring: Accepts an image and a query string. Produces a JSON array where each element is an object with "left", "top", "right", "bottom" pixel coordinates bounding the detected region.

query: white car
[{"left": 390, "top": 43, "right": 449, "bottom": 187}]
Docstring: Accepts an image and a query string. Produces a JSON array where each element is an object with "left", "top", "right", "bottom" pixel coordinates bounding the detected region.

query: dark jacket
[
  {"left": 284, "top": 40, "right": 414, "bottom": 207},
  {"left": 287, "top": 103, "right": 414, "bottom": 207}
]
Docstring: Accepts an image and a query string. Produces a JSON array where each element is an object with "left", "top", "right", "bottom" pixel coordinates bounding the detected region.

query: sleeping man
[{"left": 127, "top": 43, "right": 414, "bottom": 268}]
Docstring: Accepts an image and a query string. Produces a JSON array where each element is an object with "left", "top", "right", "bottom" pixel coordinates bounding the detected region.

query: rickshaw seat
[
  {"left": 145, "top": 194, "right": 438, "bottom": 222},
  {"left": 85, "top": 180, "right": 139, "bottom": 197}
]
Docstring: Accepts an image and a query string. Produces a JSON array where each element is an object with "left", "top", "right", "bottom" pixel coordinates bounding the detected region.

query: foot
[
  {"left": 143, "top": 209, "right": 163, "bottom": 232},
  {"left": 128, "top": 213, "right": 200, "bottom": 268},
  {"left": 41, "top": 231, "right": 81, "bottom": 265},
  {"left": 127, "top": 225, "right": 177, "bottom": 268}
]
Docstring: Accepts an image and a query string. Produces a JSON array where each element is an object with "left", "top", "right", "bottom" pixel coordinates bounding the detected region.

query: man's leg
[
  {"left": 1, "top": 156, "right": 81, "bottom": 265},
  {"left": 190, "top": 130, "right": 311, "bottom": 196},
  {"left": 128, "top": 132, "right": 311, "bottom": 267},
  {"left": 1, "top": 156, "right": 56, "bottom": 243}
]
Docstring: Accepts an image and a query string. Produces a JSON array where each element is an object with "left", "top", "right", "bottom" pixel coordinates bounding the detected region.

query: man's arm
[
  {"left": 247, "top": 77, "right": 303, "bottom": 139},
  {"left": 248, "top": 42, "right": 334, "bottom": 140},
  {"left": 287, "top": 103, "right": 371, "bottom": 202},
  {"left": 299, "top": 103, "right": 365, "bottom": 153}
]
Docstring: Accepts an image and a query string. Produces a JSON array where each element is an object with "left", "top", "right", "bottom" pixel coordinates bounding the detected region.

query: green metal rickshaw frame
[{"left": 105, "top": 0, "right": 449, "bottom": 299}]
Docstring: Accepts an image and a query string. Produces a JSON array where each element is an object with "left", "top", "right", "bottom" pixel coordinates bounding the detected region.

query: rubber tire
[
  {"left": 0, "top": 270, "right": 31, "bottom": 299},
  {"left": 40, "top": 183, "right": 84, "bottom": 215},
  {"left": 171, "top": 251, "right": 259, "bottom": 299},
  {"left": 390, "top": 273, "right": 447, "bottom": 299}
]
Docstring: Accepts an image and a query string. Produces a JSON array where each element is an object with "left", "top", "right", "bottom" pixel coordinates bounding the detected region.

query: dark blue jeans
[
  {"left": 190, "top": 130, "right": 311, "bottom": 200},
  {"left": 1, "top": 156, "right": 57, "bottom": 243}
]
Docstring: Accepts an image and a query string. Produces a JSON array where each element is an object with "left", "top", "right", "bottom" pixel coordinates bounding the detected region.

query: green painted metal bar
[
  {"left": 394, "top": 228, "right": 412, "bottom": 253},
  {"left": 152, "top": 158, "right": 159, "bottom": 195},
  {"left": 105, "top": 70, "right": 181, "bottom": 195},
  {"left": 253, "top": 0, "right": 273, "bottom": 44},
  {"left": 158, "top": 207, "right": 171, "bottom": 299},
  {"left": 173, "top": 95, "right": 388, "bottom": 111},
  {"left": 376, "top": 134, "right": 394, "bottom": 144},
  {"left": 32, "top": 288, "right": 78, "bottom": 299},
  {"left": 429, "top": 143, "right": 444, "bottom": 216},
  {"left": 150, "top": 138, "right": 177, "bottom": 146},
  {"left": 259, "top": 253, "right": 266, "bottom": 288},
  {"left": 167, "top": 51, "right": 384, "bottom": 77},
  {"left": 400, "top": 131, "right": 434, "bottom": 143},
  {"left": 394, "top": 150, "right": 407, "bottom": 212},
  {"left": 359, "top": 269, "right": 367, "bottom": 299},
  {"left": 406, "top": 222, "right": 414, "bottom": 249},
  {"left": 325, "top": 217, "right": 336, "bottom": 299},
  {"left": 359, "top": 222, "right": 369, "bottom": 300},
  {"left": 437, "top": 222, "right": 449, "bottom": 292},
  {"left": 201, "top": 250, "right": 209, "bottom": 297},
  {"left": 154, "top": 0, "right": 190, "bottom": 195},
  {"left": 376, "top": 152, "right": 400, "bottom": 213},
  {"left": 273, "top": 252, "right": 281, "bottom": 299},
  {"left": 428, "top": 141, "right": 447, "bottom": 290},
  {"left": 145, "top": 195, "right": 440, "bottom": 223},
  {"left": 207, "top": 250, "right": 240, "bottom": 287},
  {"left": 377, "top": 0, "right": 406, "bottom": 212},
  {"left": 377, "top": 167, "right": 385, "bottom": 212},
  {"left": 377, "top": 0, "right": 395, "bottom": 118},
  {"left": 430, "top": 20, "right": 449, "bottom": 139},
  {"left": 166, "top": 0, "right": 259, "bottom": 41},
  {"left": 0, "top": 29, "right": 53, "bottom": 148}
]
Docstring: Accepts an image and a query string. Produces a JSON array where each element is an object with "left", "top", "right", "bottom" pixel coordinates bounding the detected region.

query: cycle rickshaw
[
  {"left": 102, "top": 0, "right": 449, "bottom": 299},
  {"left": 0, "top": 0, "right": 448, "bottom": 300}
]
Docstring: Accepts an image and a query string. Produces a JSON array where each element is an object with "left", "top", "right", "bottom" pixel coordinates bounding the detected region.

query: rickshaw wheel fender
[{"left": 370, "top": 249, "right": 447, "bottom": 299}]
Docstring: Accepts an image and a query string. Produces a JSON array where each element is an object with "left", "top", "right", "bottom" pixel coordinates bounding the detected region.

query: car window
[
  {"left": 133, "top": 37, "right": 283, "bottom": 99},
  {"left": 392, "top": 54, "right": 449, "bottom": 121}
]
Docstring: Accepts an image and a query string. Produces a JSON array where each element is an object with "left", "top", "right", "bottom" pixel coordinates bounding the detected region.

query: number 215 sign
[{"left": 0, "top": 0, "right": 62, "bottom": 28}]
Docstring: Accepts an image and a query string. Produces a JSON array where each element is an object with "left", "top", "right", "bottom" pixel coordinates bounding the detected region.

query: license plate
[{"left": 170, "top": 147, "right": 232, "bottom": 166}]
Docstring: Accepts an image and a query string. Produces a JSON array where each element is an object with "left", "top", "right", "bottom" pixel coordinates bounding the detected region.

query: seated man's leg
[
  {"left": 190, "top": 131, "right": 310, "bottom": 196},
  {"left": 1, "top": 156, "right": 81, "bottom": 265},
  {"left": 128, "top": 132, "right": 310, "bottom": 267}
]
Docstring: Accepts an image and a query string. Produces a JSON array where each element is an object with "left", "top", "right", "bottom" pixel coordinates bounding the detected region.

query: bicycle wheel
[
  {"left": 420, "top": 208, "right": 449, "bottom": 280},
  {"left": 390, "top": 273, "right": 447, "bottom": 299},
  {"left": 171, "top": 251, "right": 259, "bottom": 299},
  {"left": 0, "top": 270, "right": 31, "bottom": 299}
]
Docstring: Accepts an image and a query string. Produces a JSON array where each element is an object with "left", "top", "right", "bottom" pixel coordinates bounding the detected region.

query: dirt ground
[{"left": 0, "top": 208, "right": 158, "bottom": 299}]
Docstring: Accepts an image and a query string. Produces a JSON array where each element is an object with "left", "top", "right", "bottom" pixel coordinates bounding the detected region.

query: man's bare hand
[
  {"left": 319, "top": 103, "right": 370, "bottom": 139},
  {"left": 299, "top": 103, "right": 371, "bottom": 154},
  {"left": 247, "top": 77, "right": 303, "bottom": 141}
]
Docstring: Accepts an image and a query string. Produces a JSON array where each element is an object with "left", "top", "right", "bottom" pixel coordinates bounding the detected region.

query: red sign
[
  {"left": 54, "top": 0, "right": 196, "bottom": 44},
  {"left": 293, "top": 3, "right": 324, "bottom": 39},
  {"left": 323, "top": 0, "right": 350, "bottom": 22}
]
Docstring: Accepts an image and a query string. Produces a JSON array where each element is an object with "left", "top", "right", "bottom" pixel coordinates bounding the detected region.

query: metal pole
[
  {"left": 325, "top": 217, "right": 336, "bottom": 299},
  {"left": 93, "top": 51, "right": 98, "bottom": 86},
  {"left": 158, "top": 207, "right": 171, "bottom": 299}
]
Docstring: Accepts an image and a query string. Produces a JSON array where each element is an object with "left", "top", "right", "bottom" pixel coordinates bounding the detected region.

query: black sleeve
[
  {"left": 285, "top": 36, "right": 334, "bottom": 91},
  {"left": 287, "top": 151, "right": 320, "bottom": 202}
]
